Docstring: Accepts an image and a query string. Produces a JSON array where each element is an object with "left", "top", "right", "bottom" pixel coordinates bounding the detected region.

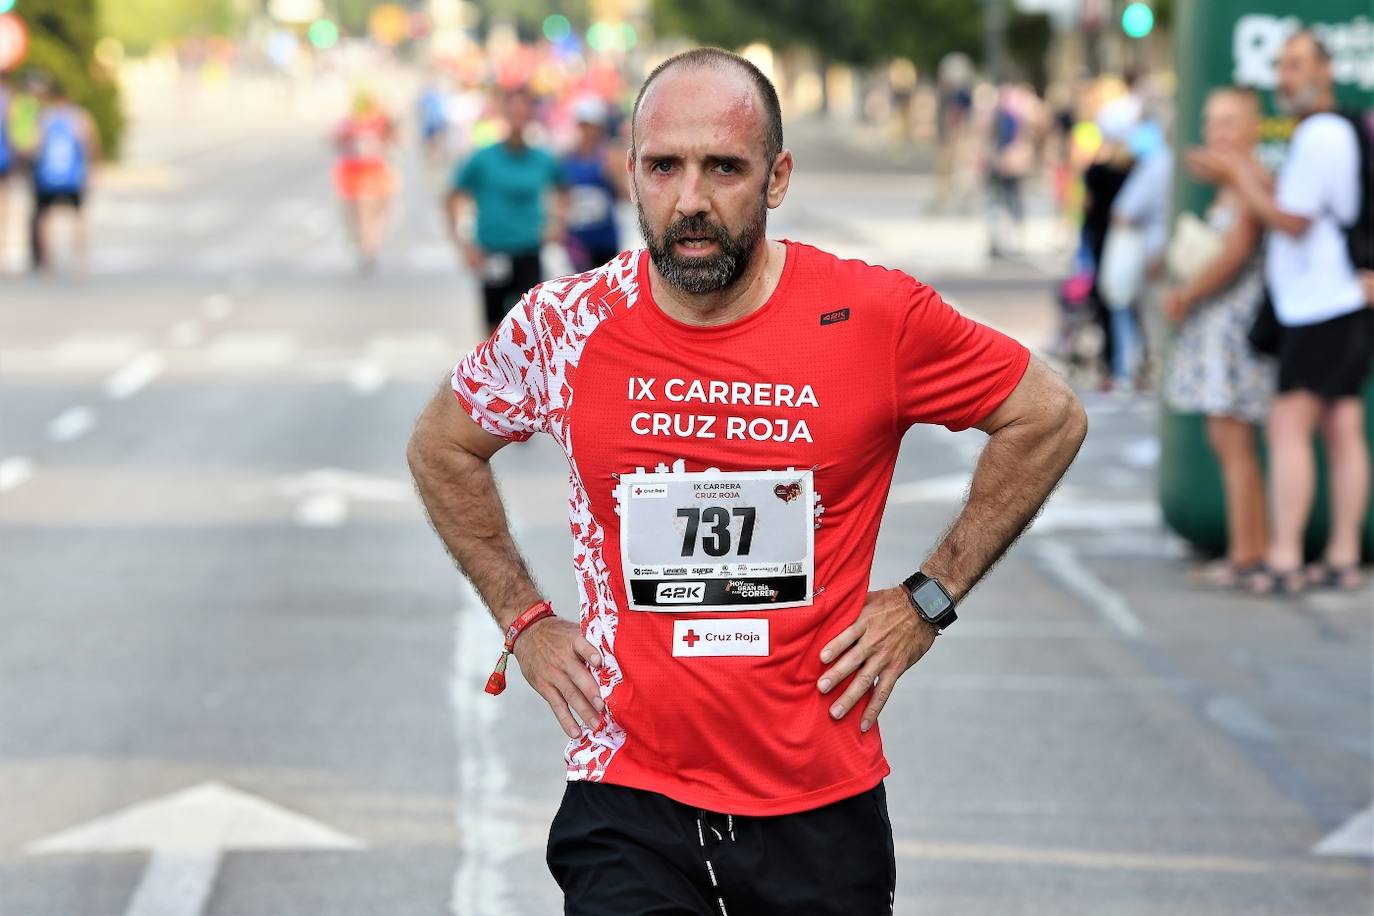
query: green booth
[{"left": 1164, "top": 0, "right": 1374, "bottom": 559}]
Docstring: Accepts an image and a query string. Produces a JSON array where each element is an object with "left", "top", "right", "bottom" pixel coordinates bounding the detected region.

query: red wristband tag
[{"left": 484, "top": 600, "right": 555, "bottom": 695}]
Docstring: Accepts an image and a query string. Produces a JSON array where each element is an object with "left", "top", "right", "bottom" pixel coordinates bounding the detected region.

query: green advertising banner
[{"left": 1163, "top": 0, "right": 1374, "bottom": 558}]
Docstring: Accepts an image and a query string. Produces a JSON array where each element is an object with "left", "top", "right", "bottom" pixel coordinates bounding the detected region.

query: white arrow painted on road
[
  {"left": 26, "top": 780, "right": 364, "bottom": 916},
  {"left": 277, "top": 468, "right": 414, "bottom": 528},
  {"left": 1313, "top": 804, "right": 1374, "bottom": 858}
]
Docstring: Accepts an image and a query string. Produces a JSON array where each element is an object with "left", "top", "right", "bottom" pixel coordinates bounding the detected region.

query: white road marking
[
  {"left": 1120, "top": 436, "right": 1162, "bottom": 469},
  {"left": 294, "top": 492, "right": 348, "bottom": 528},
  {"left": 1032, "top": 539, "right": 1146, "bottom": 639},
  {"left": 206, "top": 331, "right": 297, "bottom": 368},
  {"left": 0, "top": 456, "right": 34, "bottom": 492},
  {"left": 348, "top": 361, "right": 388, "bottom": 394},
  {"left": 1313, "top": 805, "right": 1374, "bottom": 858},
  {"left": 1032, "top": 498, "right": 1161, "bottom": 533},
  {"left": 888, "top": 473, "right": 969, "bottom": 504},
  {"left": 105, "top": 352, "right": 166, "bottom": 400},
  {"left": 124, "top": 851, "right": 220, "bottom": 916},
  {"left": 27, "top": 781, "right": 364, "bottom": 916},
  {"left": 200, "top": 294, "right": 233, "bottom": 321},
  {"left": 54, "top": 334, "right": 145, "bottom": 368},
  {"left": 450, "top": 593, "right": 519, "bottom": 916},
  {"left": 47, "top": 406, "right": 96, "bottom": 442},
  {"left": 168, "top": 320, "right": 204, "bottom": 348},
  {"left": 890, "top": 474, "right": 1160, "bottom": 533}
]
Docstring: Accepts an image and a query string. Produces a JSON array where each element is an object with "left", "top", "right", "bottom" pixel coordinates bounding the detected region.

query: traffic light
[
  {"left": 1121, "top": 2, "right": 1154, "bottom": 39},
  {"left": 307, "top": 18, "right": 339, "bottom": 49},
  {"left": 0, "top": 0, "right": 15, "bottom": 14}
]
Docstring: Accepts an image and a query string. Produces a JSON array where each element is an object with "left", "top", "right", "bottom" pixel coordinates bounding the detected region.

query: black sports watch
[{"left": 901, "top": 571, "right": 958, "bottom": 631}]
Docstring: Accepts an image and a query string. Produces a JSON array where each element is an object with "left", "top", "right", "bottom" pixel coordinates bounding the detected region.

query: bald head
[{"left": 632, "top": 48, "right": 783, "bottom": 165}]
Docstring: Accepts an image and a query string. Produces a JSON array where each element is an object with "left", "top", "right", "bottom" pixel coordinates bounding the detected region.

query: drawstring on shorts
[{"left": 695, "top": 809, "right": 737, "bottom": 916}]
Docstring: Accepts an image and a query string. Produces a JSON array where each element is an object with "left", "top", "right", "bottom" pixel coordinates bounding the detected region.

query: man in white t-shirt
[{"left": 1189, "top": 30, "right": 1370, "bottom": 593}]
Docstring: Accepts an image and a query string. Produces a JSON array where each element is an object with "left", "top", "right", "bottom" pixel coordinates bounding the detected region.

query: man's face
[
  {"left": 506, "top": 93, "right": 534, "bottom": 134},
  {"left": 1275, "top": 36, "right": 1329, "bottom": 116},
  {"left": 630, "top": 68, "right": 787, "bottom": 295}
]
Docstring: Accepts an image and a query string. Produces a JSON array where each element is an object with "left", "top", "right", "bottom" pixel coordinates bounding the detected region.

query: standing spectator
[
  {"left": 987, "top": 83, "right": 1033, "bottom": 258},
  {"left": 30, "top": 79, "right": 99, "bottom": 273},
  {"left": 1082, "top": 96, "right": 1138, "bottom": 386},
  {"left": 1164, "top": 87, "right": 1274, "bottom": 587},
  {"left": 1190, "top": 32, "right": 1370, "bottom": 593},
  {"left": 560, "top": 96, "right": 627, "bottom": 273},
  {"left": 446, "top": 88, "right": 569, "bottom": 334},
  {"left": 1109, "top": 117, "right": 1173, "bottom": 387}
]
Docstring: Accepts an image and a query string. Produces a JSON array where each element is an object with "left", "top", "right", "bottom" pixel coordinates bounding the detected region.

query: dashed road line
[
  {"left": 294, "top": 493, "right": 348, "bottom": 528},
  {"left": 47, "top": 406, "right": 96, "bottom": 442},
  {"left": 201, "top": 294, "right": 233, "bottom": 321},
  {"left": 0, "top": 456, "right": 34, "bottom": 492},
  {"left": 105, "top": 352, "right": 166, "bottom": 400},
  {"left": 347, "top": 361, "right": 388, "bottom": 394},
  {"left": 168, "top": 320, "right": 204, "bottom": 348}
]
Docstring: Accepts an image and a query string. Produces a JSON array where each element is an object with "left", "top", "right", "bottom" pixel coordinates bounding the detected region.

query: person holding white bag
[
  {"left": 1099, "top": 114, "right": 1171, "bottom": 390},
  {"left": 1162, "top": 87, "right": 1275, "bottom": 588}
]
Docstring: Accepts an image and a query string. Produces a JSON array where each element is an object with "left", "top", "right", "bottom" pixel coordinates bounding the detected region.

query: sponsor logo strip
[{"left": 672, "top": 619, "right": 769, "bottom": 657}]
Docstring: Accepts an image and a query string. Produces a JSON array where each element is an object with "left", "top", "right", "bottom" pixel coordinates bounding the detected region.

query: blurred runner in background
[
  {"left": 417, "top": 76, "right": 450, "bottom": 165},
  {"left": 0, "top": 74, "right": 14, "bottom": 271},
  {"left": 332, "top": 89, "right": 397, "bottom": 274},
  {"left": 30, "top": 79, "right": 98, "bottom": 273},
  {"left": 560, "top": 95, "right": 627, "bottom": 272},
  {"left": 446, "top": 86, "right": 568, "bottom": 333}
]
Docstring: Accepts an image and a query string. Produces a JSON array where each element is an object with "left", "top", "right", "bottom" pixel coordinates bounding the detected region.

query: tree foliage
[
  {"left": 651, "top": 0, "right": 983, "bottom": 70},
  {"left": 97, "top": 0, "right": 242, "bottom": 57},
  {"left": 15, "top": 0, "right": 124, "bottom": 156}
]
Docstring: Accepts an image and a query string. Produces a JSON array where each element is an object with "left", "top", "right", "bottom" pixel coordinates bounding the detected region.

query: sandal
[
  {"left": 1191, "top": 561, "right": 1263, "bottom": 589},
  {"left": 1305, "top": 563, "right": 1364, "bottom": 591},
  {"left": 1245, "top": 565, "right": 1306, "bottom": 596}
]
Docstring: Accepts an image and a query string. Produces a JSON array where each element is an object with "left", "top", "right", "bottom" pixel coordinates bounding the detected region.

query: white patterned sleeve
[{"left": 450, "top": 293, "right": 545, "bottom": 441}]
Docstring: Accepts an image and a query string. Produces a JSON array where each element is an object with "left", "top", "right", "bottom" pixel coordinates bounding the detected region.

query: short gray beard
[
  {"left": 1276, "top": 84, "right": 1321, "bottom": 116},
  {"left": 637, "top": 188, "right": 768, "bottom": 295}
]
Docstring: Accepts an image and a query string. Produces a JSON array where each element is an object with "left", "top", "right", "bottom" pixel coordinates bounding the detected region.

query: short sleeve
[
  {"left": 548, "top": 151, "right": 568, "bottom": 188},
  {"left": 453, "top": 151, "right": 479, "bottom": 193},
  {"left": 1277, "top": 116, "right": 1359, "bottom": 221},
  {"left": 894, "top": 280, "right": 1030, "bottom": 432},
  {"left": 451, "top": 294, "right": 545, "bottom": 441}
]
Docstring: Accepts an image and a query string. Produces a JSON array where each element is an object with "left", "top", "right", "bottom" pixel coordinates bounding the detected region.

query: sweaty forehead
[{"left": 636, "top": 65, "right": 766, "bottom": 157}]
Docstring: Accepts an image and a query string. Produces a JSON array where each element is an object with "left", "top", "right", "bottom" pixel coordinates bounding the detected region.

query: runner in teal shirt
[{"left": 447, "top": 88, "right": 567, "bottom": 331}]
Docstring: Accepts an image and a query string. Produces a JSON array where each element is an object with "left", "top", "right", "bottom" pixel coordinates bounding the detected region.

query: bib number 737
[{"left": 618, "top": 469, "right": 814, "bottom": 612}]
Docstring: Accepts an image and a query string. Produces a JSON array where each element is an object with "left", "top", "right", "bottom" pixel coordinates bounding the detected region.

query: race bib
[{"left": 618, "top": 469, "right": 814, "bottom": 612}]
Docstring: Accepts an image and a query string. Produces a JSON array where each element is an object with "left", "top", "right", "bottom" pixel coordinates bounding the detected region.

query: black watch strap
[{"left": 902, "top": 571, "right": 958, "bottom": 630}]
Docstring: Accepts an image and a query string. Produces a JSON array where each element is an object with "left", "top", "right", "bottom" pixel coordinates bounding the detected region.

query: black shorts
[
  {"left": 482, "top": 250, "right": 542, "bottom": 330},
  {"left": 1278, "top": 308, "right": 1374, "bottom": 399},
  {"left": 546, "top": 780, "right": 896, "bottom": 916},
  {"left": 35, "top": 189, "right": 83, "bottom": 211}
]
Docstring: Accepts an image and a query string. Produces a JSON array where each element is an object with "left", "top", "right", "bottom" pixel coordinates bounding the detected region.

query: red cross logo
[{"left": 682, "top": 629, "right": 700, "bottom": 647}]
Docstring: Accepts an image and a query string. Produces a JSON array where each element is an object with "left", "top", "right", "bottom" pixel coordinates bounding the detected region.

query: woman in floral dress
[{"left": 1163, "top": 88, "right": 1275, "bottom": 587}]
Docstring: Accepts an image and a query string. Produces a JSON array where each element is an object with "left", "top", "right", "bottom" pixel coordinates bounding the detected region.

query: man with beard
[{"left": 409, "top": 48, "right": 1087, "bottom": 914}]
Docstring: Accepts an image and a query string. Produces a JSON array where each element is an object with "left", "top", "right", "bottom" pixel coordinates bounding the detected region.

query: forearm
[
  {"left": 408, "top": 426, "right": 542, "bottom": 629},
  {"left": 921, "top": 395, "right": 1086, "bottom": 600},
  {"left": 1231, "top": 170, "right": 1309, "bottom": 237}
]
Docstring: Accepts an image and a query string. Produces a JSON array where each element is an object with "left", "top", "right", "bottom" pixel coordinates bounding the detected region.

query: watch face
[{"left": 913, "top": 579, "right": 951, "bottom": 619}]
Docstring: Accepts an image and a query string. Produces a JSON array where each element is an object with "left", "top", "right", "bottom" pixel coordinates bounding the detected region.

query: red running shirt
[{"left": 452, "top": 242, "right": 1029, "bottom": 815}]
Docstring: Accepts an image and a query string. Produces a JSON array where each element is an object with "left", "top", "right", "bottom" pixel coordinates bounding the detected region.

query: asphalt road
[{"left": 1, "top": 65, "right": 1370, "bottom": 916}]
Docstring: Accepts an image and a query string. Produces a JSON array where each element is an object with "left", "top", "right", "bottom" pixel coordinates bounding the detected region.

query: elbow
[
  {"left": 1061, "top": 390, "right": 1089, "bottom": 453},
  {"left": 406, "top": 424, "right": 435, "bottom": 485}
]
